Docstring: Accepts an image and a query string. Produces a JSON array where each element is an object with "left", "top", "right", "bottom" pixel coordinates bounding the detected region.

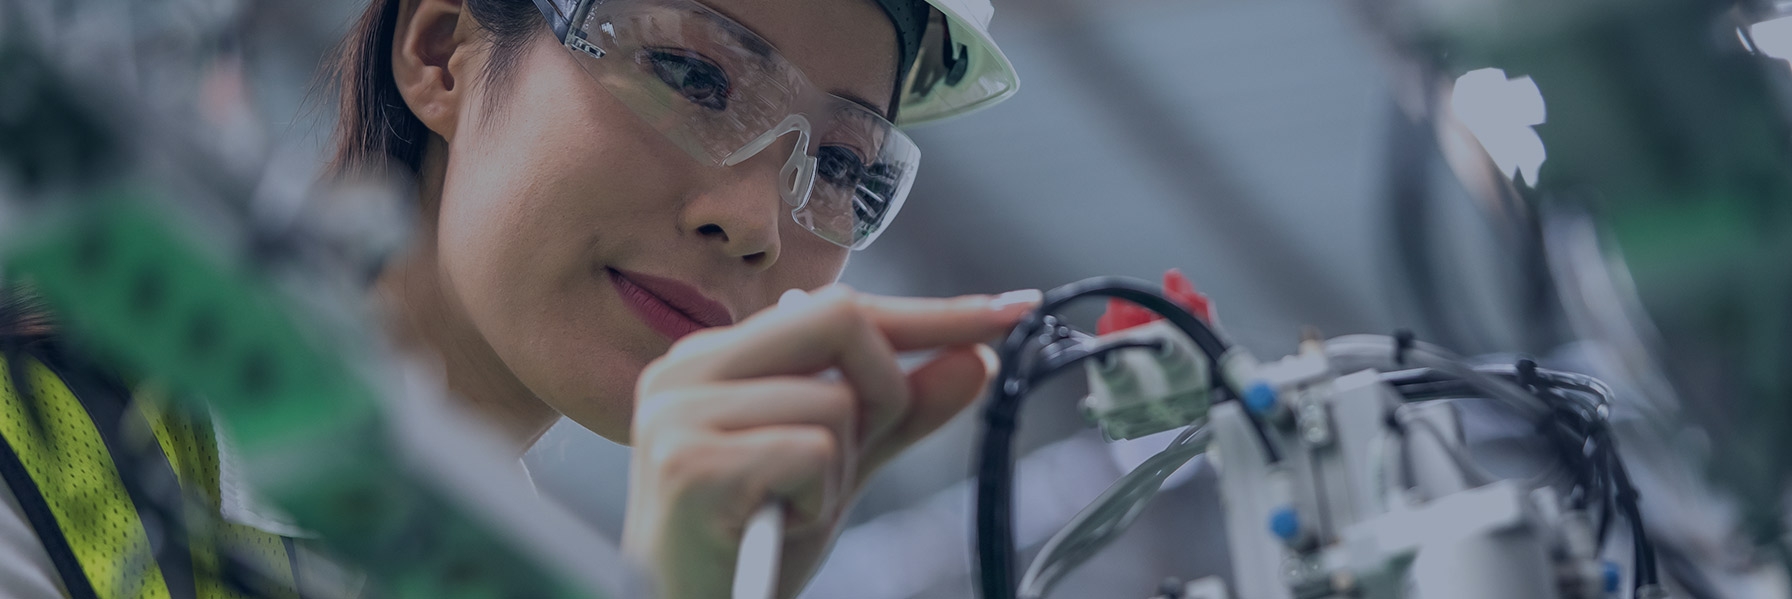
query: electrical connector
[
  {"left": 1081, "top": 270, "right": 1216, "bottom": 440},
  {"left": 1081, "top": 319, "right": 1212, "bottom": 440},
  {"left": 1095, "top": 269, "right": 1214, "bottom": 335}
]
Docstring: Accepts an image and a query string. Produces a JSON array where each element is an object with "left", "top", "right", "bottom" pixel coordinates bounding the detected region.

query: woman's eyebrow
[
  {"left": 725, "top": 27, "right": 775, "bottom": 60},
  {"left": 701, "top": 2, "right": 775, "bottom": 60},
  {"left": 700, "top": 8, "right": 890, "bottom": 118},
  {"left": 833, "top": 91, "right": 888, "bottom": 118}
]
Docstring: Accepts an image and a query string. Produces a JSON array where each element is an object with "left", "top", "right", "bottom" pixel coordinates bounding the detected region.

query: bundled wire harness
[
  {"left": 975, "top": 277, "right": 1664, "bottom": 599},
  {"left": 974, "top": 276, "right": 1278, "bottom": 599}
]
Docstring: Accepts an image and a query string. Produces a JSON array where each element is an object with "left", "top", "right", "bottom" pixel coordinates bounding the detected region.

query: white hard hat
[{"left": 895, "top": 0, "right": 1020, "bottom": 126}]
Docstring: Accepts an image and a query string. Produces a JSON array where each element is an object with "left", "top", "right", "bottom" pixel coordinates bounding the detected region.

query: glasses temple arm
[{"left": 531, "top": 0, "right": 573, "bottom": 41}]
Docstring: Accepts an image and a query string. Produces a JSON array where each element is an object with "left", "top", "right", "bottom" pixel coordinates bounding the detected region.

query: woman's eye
[
  {"left": 852, "top": 163, "right": 899, "bottom": 225},
  {"left": 815, "top": 146, "right": 898, "bottom": 226},
  {"left": 644, "top": 50, "right": 730, "bottom": 111},
  {"left": 815, "top": 145, "right": 868, "bottom": 187}
]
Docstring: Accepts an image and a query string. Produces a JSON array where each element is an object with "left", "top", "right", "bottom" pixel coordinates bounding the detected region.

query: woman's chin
[{"left": 547, "top": 390, "right": 637, "bottom": 444}]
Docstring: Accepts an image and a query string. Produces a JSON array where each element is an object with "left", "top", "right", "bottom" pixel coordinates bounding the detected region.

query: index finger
[
  {"left": 852, "top": 289, "right": 1042, "bottom": 351},
  {"left": 647, "top": 286, "right": 1039, "bottom": 397}
]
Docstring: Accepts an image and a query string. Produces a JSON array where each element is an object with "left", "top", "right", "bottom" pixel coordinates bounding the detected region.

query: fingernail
[
  {"left": 974, "top": 344, "right": 1000, "bottom": 378},
  {"left": 988, "top": 289, "right": 1042, "bottom": 312}
]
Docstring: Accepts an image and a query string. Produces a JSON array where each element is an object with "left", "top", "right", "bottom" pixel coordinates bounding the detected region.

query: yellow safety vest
[{"left": 0, "top": 345, "right": 309, "bottom": 599}]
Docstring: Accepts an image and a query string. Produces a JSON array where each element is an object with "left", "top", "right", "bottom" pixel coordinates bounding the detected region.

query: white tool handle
[
  {"left": 734, "top": 502, "right": 785, "bottom": 599},
  {"left": 732, "top": 288, "right": 823, "bottom": 599}
]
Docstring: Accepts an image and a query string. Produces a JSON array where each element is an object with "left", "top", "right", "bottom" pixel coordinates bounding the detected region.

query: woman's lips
[{"left": 606, "top": 268, "right": 732, "bottom": 341}]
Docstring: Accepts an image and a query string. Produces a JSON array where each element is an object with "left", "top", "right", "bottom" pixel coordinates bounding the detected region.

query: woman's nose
[{"left": 678, "top": 133, "right": 807, "bottom": 269}]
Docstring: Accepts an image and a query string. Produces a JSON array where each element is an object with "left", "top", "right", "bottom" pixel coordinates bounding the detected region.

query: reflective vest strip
[
  {"left": 138, "top": 386, "right": 300, "bottom": 599},
  {"left": 0, "top": 354, "right": 174, "bottom": 599},
  {"left": 0, "top": 418, "right": 100, "bottom": 599},
  {"left": 137, "top": 398, "right": 231, "bottom": 599}
]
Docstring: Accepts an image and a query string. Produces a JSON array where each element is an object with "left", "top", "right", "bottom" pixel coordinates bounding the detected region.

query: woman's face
[{"left": 432, "top": 0, "right": 899, "bottom": 442}]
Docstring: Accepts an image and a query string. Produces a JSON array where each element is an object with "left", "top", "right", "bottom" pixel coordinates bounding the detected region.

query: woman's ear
[{"left": 392, "top": 0, "right": 475, "bottom": 141}]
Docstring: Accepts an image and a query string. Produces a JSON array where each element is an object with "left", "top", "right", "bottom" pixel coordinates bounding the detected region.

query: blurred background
[
  {"left": 520, "top": 0, "right": 1547, "bottom": 597},
  {"left": 12, "top": 0, "right": 1790, "bottom": 595}
]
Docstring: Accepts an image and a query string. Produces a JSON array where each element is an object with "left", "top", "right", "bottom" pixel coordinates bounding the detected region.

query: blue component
[
  {"left": 1244, "top": 382, "right": 1278, "bottom": 415},
  {"left": 1602, "top": 561, "right": 1621, "bottom": 594},
  {"left": 1269, "top": 506, "right": 1301, "bottom": 541}
]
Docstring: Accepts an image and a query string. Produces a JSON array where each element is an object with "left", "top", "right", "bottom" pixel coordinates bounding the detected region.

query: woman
[{"left": 0, "top": 0, "right": 1028, "bottom": 597}]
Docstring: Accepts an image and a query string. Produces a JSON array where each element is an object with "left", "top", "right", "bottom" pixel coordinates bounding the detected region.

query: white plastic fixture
[{"left": 1450, "top": 68, "right": 1548, "bottom": 183}]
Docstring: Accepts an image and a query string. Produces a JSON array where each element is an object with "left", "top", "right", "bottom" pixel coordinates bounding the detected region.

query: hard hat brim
[{"left": 894, "top": 0, "right": 1021, "bottom": 127}]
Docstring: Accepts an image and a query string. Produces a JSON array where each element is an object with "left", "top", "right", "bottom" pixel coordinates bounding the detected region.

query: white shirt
[{"left": 0, "top": 475, "right": 66, "bottom": 599}]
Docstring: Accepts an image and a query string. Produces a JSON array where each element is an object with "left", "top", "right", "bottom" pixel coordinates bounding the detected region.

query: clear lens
[
  {"left": 560, "top": 0, "right": 920, "bottom": 249},
  {"left": 804, "top": 105, "right": 918, "bottom": 248}
]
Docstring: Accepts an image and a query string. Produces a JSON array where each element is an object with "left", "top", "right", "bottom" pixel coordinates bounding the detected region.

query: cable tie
[
  {"left": 1393, "top": 329, "right": 1415, "bottom": 366},
  {"left": 1515, "top": 358, "right": 1541, "bottom": 391}
]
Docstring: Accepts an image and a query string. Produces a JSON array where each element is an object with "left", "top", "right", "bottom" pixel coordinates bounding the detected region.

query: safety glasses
[{"left": 531, "top": 0, "right": 922, "bottom": 250}]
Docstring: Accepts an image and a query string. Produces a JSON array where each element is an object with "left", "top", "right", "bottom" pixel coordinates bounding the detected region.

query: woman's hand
[{"left": 622, "top": 284, "right": 1040, "bottom": 598}]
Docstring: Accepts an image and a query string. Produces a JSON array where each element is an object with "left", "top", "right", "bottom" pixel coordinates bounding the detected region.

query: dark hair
[
  {"left": 330, "top": 0, "right": 915, "bottom": 177},
  {"left": 0, "top": 288, "right": 54, "bottom": 388},
  {"left": 0, "top": 289, "right": 52, "bottom": 342},
  {"left": 329, "top": 0, "right": 548, "bottom": 176}
]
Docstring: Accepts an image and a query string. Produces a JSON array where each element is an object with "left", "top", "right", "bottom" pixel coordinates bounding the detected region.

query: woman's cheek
[{"left": 780, "top": 224, "right": 853, "bottom": 286}]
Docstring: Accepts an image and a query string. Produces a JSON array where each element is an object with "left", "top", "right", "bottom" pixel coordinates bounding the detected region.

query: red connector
[{"left": 1095, "top": 269, "right": 1214, "bottom": 335}]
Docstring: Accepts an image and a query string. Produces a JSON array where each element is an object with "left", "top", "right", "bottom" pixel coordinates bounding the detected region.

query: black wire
[
  {"left": 975, "top": 277, "right": 1261, "bottom": 599},
  {"left": 1384, "top": 375, "right": 1598, "bottom": 470},
  {"left": 1039, "top": 277, "right": 1233, "bottom": 360},
  {"left": 974, "top": 303, "right": 1051, "bottom": 599},
  {"left": 1384, "top": 362, "right": 1632, "bottom": 562},
  {"left": 1593, "top": 436, "right": 1615, "bottom": 548},
  {"left": 1382, "top": 365, "right": 1606, "bottom": 416},
  {"left": 1034, "top": 337, "right": 1108, "bottom": 374},
  {"left": 976, "top": 287, "right": 1659, "bottom": 598},
  {"left": 1601, "top": 428, "right": 1657, "bottom": 591},
  {"left": 1029, "top": 339, "right": 1164, "bottom": 383},
  {"left": 1528, "top": 373, "right": 1652, "bottom": 590},
  {"left": 1514, "top": 364, "right": 1609, "bottom": 518}
]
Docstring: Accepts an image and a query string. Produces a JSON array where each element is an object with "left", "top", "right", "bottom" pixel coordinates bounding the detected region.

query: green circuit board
[{"left": 1, "top": 194, "right": 610, "bottom": 599}]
